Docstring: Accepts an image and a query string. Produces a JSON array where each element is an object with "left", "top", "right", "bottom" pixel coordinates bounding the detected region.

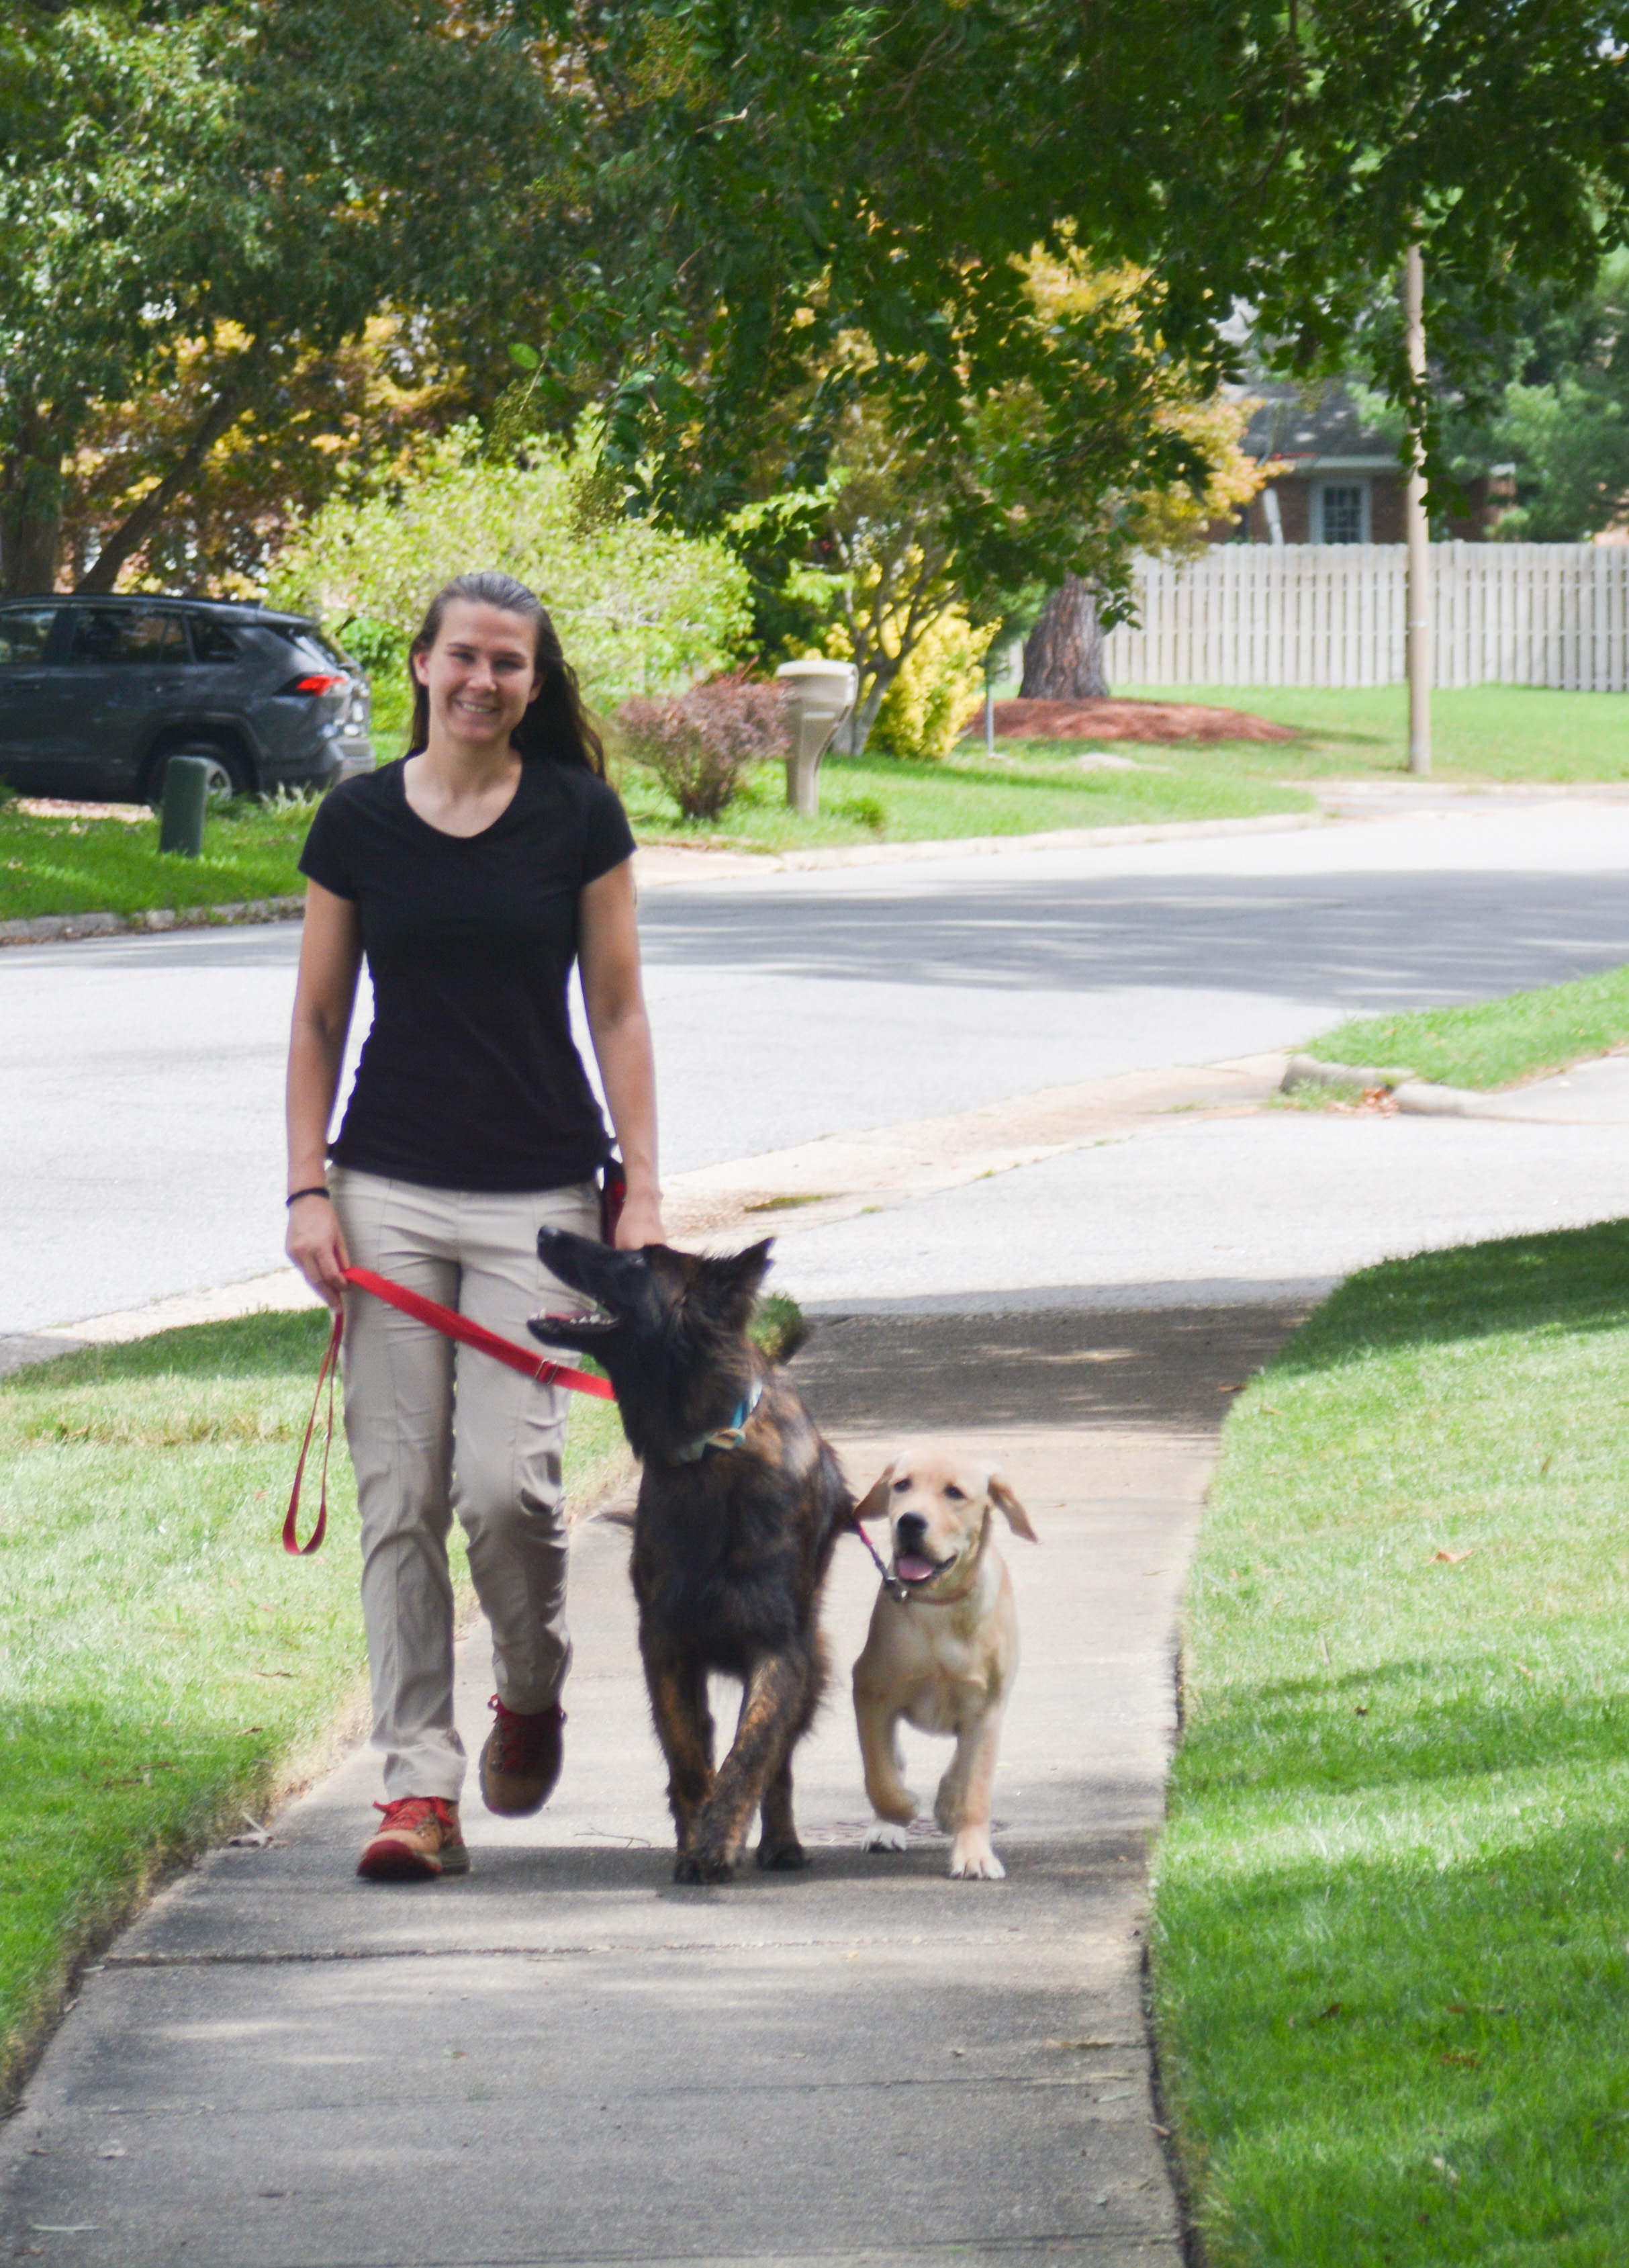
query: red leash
[{"left": 283, "top": 1267, "right": 615, "bottom": 1555}]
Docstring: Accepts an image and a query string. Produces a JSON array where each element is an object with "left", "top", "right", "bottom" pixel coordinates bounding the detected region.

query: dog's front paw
[
  {"left": 675, "top": 1846, "right": 736, "bottom": 1885},
  {"left": 948, "top": 1833, "right": 1005, "bottom": 1880},
  {"left": 862, "top": 1820, "right": 911, "bottom": 1854},
  {"left": 755, "top": 1835, "right": 808, "bottom": 1871}
]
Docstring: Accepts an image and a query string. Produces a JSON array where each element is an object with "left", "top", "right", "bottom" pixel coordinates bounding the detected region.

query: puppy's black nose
[{"left": 895, "top": 1512, "right": 929, "bottom": 1547}]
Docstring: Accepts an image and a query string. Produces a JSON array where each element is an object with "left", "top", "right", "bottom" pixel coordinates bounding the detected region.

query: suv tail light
[{"left": 281, "top": 672, "right": 349, "bottom": 696}]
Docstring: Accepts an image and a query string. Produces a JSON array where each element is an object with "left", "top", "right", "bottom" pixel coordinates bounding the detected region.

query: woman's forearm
[
  {"left": 590, "top": 1003, "right": 660, "bottom": 1199},
  {"left": 578, "top": 860, "right": 662, "bottom": 1234},
  {"left": 286, "top": 1012, "right": 349, "bottom": 1191}
]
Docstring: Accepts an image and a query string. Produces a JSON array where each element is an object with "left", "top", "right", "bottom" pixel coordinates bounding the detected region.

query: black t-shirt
[{"left": 298, "top": 757, "right": 637, "bottom": 1191}]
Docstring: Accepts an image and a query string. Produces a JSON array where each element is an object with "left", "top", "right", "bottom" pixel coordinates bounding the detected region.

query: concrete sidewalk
[{"left": 2, "top": 1306, "right": 1299, "bottom": 2268}]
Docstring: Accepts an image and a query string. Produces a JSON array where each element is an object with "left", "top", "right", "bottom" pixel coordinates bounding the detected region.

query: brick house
[{"left": 1218, "top": 381, "right": 1497, "bottom": 544}]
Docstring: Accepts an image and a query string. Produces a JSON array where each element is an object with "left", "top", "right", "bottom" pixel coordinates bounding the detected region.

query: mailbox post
[{"left": 776, "top": 657, "right": 858, "bottom": 816}]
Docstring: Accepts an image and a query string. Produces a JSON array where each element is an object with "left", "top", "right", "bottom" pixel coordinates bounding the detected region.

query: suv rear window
[
  {"left": 189, "top": 617, "right": 240, "bottom": 664},
  {"left": 68, "top": 607, "right": 187, "bottom": 664},
  {"left": 0, "top": 607, "right": 58, "bottom": 666},
  {"left": 268, "top": 623, "right": 352, "bottom": 671}
]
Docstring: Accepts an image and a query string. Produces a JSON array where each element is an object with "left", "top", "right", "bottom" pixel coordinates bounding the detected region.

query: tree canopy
[
  {"left": 8, "top": 0, "right": 1629, "bottom": 596},
  {"left": 533, "top": 0, "right": 1629, "bottom": 514},
  {"left": 0, "top": 0, "right": 571, "bottom": 594}
]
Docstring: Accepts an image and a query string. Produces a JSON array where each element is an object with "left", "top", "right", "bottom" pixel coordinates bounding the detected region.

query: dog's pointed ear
[
  {"left": 989, "top": 1474, "right": 1037, "bottom": 1541},
  {"left": 854, "top": 1459, "right": 896, "bottom": 1523},
  {"left": 708, "top": 1236, "right": 774, "bottom": 1328},
  {"left": 729, "top": 1238, "right": 776, "bottom": 1291}
]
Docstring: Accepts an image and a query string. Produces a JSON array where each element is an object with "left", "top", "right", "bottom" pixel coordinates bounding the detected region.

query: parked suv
[{"left": 0, "top": 594, "right": 375, "bottom": 802}]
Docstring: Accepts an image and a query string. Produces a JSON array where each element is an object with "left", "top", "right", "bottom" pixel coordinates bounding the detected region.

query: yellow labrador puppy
[{"left": 851, "top": 1441, "right": 1037, "bottom": 1880}]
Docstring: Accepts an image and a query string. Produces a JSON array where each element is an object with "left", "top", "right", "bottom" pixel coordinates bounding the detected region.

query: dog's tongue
[{"left": 896, "top": 1553, "right": 939, "bottom": 1585}]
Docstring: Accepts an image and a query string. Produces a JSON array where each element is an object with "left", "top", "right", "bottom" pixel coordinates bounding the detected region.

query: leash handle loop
[
  {"left": 283, "top": 1304, "right": 342, "bottom": 1555},
  {"left": 281, "top": 1269, "right": 616, "bottom": 1559}
]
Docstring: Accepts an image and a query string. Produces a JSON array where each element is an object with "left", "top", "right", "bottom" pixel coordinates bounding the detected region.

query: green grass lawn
[
  {"left": 0, "top": 1309, "right": 625, "bottom": 2102},
  {"left": 1119, "top": 682, "right": 1629, "bottom": 783},
  {"left": 1303, "top": 965, "right": 1629, "bottom": 1089},
  {"left": 1152, "top": 1220, "right": 1629, "bottom": 2265},
  {"left": 0, "top": 744, "right": 1313, "bottom": 921},
  {"left": 0, "top": 794, "right": 315, "bottom": 921},
  {"left": 616, "top": 743, "right": 1313, "bottom": 850}
]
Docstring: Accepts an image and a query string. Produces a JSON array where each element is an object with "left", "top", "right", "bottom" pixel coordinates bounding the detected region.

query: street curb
[
  {"left": 1283, "top": 1052, "right": 1415, "bottom": 1093},
  {"left": 0, "top": 895, "right": 304, "bottom": 948},
  {"left": 635, "top": 808, "right": 1323, "bottom": 884},
  {"left": 1283, "top": 1050, "right": 1547, "bottom": 1118}
]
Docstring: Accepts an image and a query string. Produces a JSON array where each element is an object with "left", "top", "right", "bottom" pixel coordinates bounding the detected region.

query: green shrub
[
  {"left": 870, "top": 610, "right": 994, "bottom": 761},
  {"left": 269, "top": 418, "right": 751, "bottom": 710}
]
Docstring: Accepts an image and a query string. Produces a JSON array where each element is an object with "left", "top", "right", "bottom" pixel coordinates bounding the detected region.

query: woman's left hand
[{"left": 616, "top": 1189, "right": 666, "bottom": 1249}]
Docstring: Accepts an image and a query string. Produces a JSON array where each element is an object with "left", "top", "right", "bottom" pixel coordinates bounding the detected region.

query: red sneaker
[
  {"left": 479, "top": 1695, "right": 565, "bottom": 1817},
  {"left": 357, "top": 1796, "right": 469, "bottom": 1880}
]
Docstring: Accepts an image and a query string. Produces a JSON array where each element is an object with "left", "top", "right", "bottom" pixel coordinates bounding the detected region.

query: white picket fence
[{"left": 1101, "top": 542, "right": 1629, "bottom": 690}]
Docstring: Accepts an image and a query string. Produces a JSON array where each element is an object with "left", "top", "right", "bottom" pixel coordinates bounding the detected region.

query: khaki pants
[{"left": 330, "top": 1168, "right": 600, "bottom": 1802}]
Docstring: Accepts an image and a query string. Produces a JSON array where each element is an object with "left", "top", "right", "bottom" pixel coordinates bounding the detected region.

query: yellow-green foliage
[
  {"left": 870, "top": 610, "right": 994, "bottom": 762},
  {"left": 269, "top": 418, "right": 751, "bottom": 709}
]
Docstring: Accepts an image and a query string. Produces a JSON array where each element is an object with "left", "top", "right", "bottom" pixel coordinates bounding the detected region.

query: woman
[{"left": 285, "top": 570, "right": 663, "bottom": 1882}]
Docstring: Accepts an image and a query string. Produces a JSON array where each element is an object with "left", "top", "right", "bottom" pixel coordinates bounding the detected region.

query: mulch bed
[{"left": 974, "top": 696, "right": 1296, "bottom": 745}]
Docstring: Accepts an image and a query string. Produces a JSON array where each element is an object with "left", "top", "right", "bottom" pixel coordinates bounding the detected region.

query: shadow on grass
[
  {"left": 1157, "top": 1216, "right": 1629, "bottom": 2262},
  {"left": 1177, "top": 1660, "right": 1629, "bottom": 1798},
  {"left": 1155, "top": 1799, "right": 1629, "bottom": 2265},
  {"left": 2, "top": 1306, "right": 334, "bottom": 1393},
  {"left": 1, "top": 1700, "right": 290, "bottom": 2091},
  {"left": 1270, "top": 1221, "right": 1629, "bottom": 1375}
]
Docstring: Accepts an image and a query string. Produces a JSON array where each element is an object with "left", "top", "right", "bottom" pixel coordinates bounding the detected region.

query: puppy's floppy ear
[
  {"left": 989, "top": 1473, "right": 1037, "bottom": 1542},
  {"left": 854, "top": 1459, "right": 896, "bottom": 1524}
]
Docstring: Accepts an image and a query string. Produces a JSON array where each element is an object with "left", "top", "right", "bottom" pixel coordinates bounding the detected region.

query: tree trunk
[
  {"left": 1, "top": 405, "right": 64, "bottom": 596},
  {"left": 1020, "top": 575, "right": 1108, "bottom": 699},
  {"left": 845, "top": 664, "right": 897, "bottom": 757}
]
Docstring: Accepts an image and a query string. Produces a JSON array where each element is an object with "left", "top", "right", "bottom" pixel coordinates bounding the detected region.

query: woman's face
[{"left": 413, "top": 599, "right": 541, "bottom": 752}]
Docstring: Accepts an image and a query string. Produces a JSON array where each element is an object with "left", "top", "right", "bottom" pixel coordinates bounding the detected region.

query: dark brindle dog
[{"left": 529, "top": 1228, "right": 851, "bottom": 1883}]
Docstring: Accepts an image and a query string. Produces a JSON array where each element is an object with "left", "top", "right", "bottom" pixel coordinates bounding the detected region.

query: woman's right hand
[{"left": 286, "top": 1193, "right": 351, "bottom": 1311}]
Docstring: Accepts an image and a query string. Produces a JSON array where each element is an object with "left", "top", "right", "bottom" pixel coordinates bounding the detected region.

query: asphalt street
[{"left": 6, "top": 796, "right": 1629, "bottom": 1332}]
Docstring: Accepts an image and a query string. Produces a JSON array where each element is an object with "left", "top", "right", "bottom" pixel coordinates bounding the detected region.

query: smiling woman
[{"left": 281, "top": 570, "right": 666, "bottom": 1884}]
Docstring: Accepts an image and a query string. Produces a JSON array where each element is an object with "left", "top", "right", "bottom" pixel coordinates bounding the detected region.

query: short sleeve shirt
[{"left": 298, "top": 757, "right": 637, "bottom": 1191}]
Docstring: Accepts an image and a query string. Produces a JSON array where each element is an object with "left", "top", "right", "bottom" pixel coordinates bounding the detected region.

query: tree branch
[{"left": 75, "top": 354, "right": 262, "bottom": 594}]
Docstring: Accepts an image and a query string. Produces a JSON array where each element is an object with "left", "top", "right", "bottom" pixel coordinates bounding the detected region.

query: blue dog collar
[{"left": 671, "top": 1377, "right": 765, "bottom": 1464}]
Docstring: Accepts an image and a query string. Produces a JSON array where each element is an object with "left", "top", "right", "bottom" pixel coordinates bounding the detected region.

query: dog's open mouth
[
  {"left": 893, "top": 1549, "right": 956, "bottom": 1587},
  {"left": 529, "top": 1303, "right": 616, "bottom": 1339}
]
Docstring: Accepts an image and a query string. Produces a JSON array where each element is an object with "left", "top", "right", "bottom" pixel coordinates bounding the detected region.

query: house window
[{"left": 1318, "top": 481, "right": 1369, "bottom": 543}]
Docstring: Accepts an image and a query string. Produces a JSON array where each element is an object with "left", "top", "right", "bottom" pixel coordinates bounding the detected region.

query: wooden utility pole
[{"left": 1404, "top": 242, "right": 1432, "bottom": 776}]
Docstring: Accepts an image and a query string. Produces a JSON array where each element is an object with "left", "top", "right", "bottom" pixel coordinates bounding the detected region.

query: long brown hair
[{"left": 405, "top": 571, "right": 606, "bottom": 776}]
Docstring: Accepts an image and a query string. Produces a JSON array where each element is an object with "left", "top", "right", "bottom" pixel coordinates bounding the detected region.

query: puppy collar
[{"left": 670, "top": 1378, "right": 765, "bottom": 1465}]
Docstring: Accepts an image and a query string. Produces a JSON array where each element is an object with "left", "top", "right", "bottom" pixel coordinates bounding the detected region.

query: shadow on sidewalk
[{"left": 793, "top": 1302, "right": 1307, "bottom": 1437}]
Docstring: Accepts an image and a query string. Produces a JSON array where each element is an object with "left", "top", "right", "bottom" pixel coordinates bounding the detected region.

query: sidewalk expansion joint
[
  {"left": 102, "top": 1935, "right": 1037, "bottom": 1967},
  {"left": 270, "top": 2238, "right": 1182, "bottom": 2267}
]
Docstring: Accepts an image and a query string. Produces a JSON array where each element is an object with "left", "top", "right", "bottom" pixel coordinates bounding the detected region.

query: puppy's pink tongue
[{"left": 896, "top": 1553, "right": 939, "bottom": 1584}]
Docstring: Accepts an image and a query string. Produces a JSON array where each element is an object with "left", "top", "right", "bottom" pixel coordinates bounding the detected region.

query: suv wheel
[{"left": 144, "top": 741, "right": 250, "bottom": 807}]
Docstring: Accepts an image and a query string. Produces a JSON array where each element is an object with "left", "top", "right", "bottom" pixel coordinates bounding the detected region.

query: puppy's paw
[
  {"left": 755, "top": 1836, "right": 808, "bottom": 1871},
  {"left": 948, "top": 1833, "right": 1005, "bottom": 1880},
  {"left": 862, "top": 1820, "right": 911, "bottom": 1853}
]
